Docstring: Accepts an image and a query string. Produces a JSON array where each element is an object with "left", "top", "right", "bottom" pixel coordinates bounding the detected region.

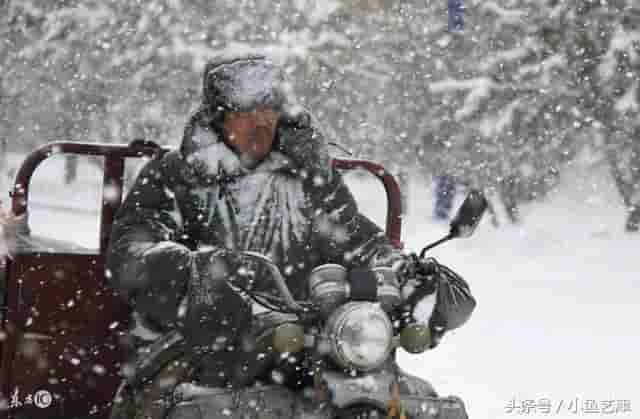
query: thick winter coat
[{"left": 106, "top": 110, "right": 403, "bottom": 379}]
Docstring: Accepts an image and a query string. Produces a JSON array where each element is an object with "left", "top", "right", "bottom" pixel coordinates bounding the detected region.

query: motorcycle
[{"left": 157, "top": 190, "right": 487, "bottom": 419}]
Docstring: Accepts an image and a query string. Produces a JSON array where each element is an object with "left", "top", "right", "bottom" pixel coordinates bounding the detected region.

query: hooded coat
[{"left": 106, "top": 55, "right": 475, "bottom": 418}]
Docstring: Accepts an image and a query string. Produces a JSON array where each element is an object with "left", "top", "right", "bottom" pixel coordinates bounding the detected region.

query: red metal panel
[
  {"left": 2, "top": 141, "right": 164, "bottom": 419},
  {"left": 1, "top": 254, "right": 130, "bottom": 419}
]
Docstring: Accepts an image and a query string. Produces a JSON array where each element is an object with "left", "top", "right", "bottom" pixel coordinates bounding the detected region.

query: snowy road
[
  {"left": 390, "top": 167, "right": 639, "bottom": 419},
  {"left": 23, "top": 163, "right": 639, "bottom": 419}
]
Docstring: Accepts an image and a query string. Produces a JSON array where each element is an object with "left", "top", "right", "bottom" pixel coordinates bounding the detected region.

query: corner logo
[
  {"left": 34, "top": 390, "right": 52, "bottom": 409},
  {"left": 8, "top": 387, "right": 52, "bottom": 409}
]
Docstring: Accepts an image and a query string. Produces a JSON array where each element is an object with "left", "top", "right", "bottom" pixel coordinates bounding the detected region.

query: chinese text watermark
[
  {"left": 7, "top": 387, "right": 52, "bottom": 409},
  {"left": 506, "top": 397, "right": 632, "bottom": 415}
]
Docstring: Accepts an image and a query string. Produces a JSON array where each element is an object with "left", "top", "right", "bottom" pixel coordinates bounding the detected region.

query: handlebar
[
  {"left": 240, "top": 251, "right": 306, "bottom": 314},
  {"left": 242, "top": 251, "right": 416, "bottom": 318}
]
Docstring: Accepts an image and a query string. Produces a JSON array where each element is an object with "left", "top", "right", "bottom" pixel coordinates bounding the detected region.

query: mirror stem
[{"left": 419, "top": 233, "right": 454, "bottom": 259}]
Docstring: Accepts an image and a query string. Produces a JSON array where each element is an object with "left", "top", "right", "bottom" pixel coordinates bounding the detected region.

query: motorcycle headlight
[{"left": 325, "top": 302, "right": 393, "bottom": 371}]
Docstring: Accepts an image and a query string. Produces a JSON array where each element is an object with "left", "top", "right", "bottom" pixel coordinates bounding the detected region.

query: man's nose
[{"left": 255, "top": 119, "right": 270, "bottom": 128}]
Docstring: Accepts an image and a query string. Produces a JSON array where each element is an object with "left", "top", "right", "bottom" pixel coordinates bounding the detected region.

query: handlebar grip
[{"left": 348, "top": 268, "right": 378, "bottom": 301}]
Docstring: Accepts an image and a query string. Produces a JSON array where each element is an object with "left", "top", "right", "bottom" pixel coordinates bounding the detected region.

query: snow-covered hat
[{"left": 202, "top": 55, "right": 290, "bottom": 112}]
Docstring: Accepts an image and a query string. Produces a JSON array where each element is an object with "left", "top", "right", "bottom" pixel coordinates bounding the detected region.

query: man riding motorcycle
[{"left": 106, "top": 54, "right": 476, "bottom": 419}]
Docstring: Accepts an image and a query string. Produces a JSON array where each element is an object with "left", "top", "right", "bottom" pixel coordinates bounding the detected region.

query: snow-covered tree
[
  {"left": 3, "top": 0, "right": 639, "bottom": 230},
  {"left": 553, "top": 0, "right": 640, "bottom": 231},
  {"left": 1, "top": 0, "right": 350, "bottom": 147},
  {"left": 593, "top": 3, "right": 640, "bottom": 231},
  {"left": 425, "top": 0, "right": 578, "bottom": 206}
]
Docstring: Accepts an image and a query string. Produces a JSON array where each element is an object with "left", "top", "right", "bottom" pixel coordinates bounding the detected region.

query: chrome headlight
[{"left": 325, "top": 302, "right": 393, "bottom": 371}]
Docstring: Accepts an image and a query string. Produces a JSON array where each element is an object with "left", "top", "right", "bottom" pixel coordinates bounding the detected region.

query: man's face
[{"left": 223, "top": 107, "right": 281, "bottom": 168}]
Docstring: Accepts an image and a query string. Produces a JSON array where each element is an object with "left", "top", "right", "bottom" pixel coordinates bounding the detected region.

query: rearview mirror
[{"left": 449, "top": 190, "right": 487, "bottom": 238}]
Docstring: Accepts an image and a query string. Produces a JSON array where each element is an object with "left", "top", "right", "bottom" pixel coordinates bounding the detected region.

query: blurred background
[{"left": 1, "top": 0, "right": 639, "bottom": 232}]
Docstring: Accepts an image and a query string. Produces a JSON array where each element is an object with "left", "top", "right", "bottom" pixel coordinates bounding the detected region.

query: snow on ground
[
  {"left": 8, "top": 153, "right": 638, "bottom": 418},
  {"left": 386, "top": 166, "right": 639, "bottom": 419}
]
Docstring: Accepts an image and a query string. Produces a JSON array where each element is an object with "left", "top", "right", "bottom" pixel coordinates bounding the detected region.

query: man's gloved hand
[
  {"left": 394, "top": 254, "right": 438, "bottom": 301},
  {"left": 276, "top": 109, "right": 334, "bottom": 183},
  {"left": 178, "top": 248, "right": 259, "bottom": 352}
]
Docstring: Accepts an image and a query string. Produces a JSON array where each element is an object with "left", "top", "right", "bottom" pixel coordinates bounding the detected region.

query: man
[{"left": 106, "top": 54, "right": 475, "bottom": 419}]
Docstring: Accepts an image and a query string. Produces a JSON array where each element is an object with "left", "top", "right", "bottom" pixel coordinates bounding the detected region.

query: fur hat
[{"left": 202, "top": 55, "right": 289, "bottom": 113}]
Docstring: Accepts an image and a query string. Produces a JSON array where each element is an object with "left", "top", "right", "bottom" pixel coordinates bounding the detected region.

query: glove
[
  {"left": 395, "top": 254, "right": 438, "bottom": 299},
  {"left": 276, "top": 109, "right": 334, "bottom": 183},
  {"left": 178, "top": 248, "right": 257, "bottom": 352}
]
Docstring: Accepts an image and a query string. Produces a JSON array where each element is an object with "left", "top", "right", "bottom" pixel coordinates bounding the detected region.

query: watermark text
[{"left": 505, "top": 397, "right": 632, "bottom": 415}]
